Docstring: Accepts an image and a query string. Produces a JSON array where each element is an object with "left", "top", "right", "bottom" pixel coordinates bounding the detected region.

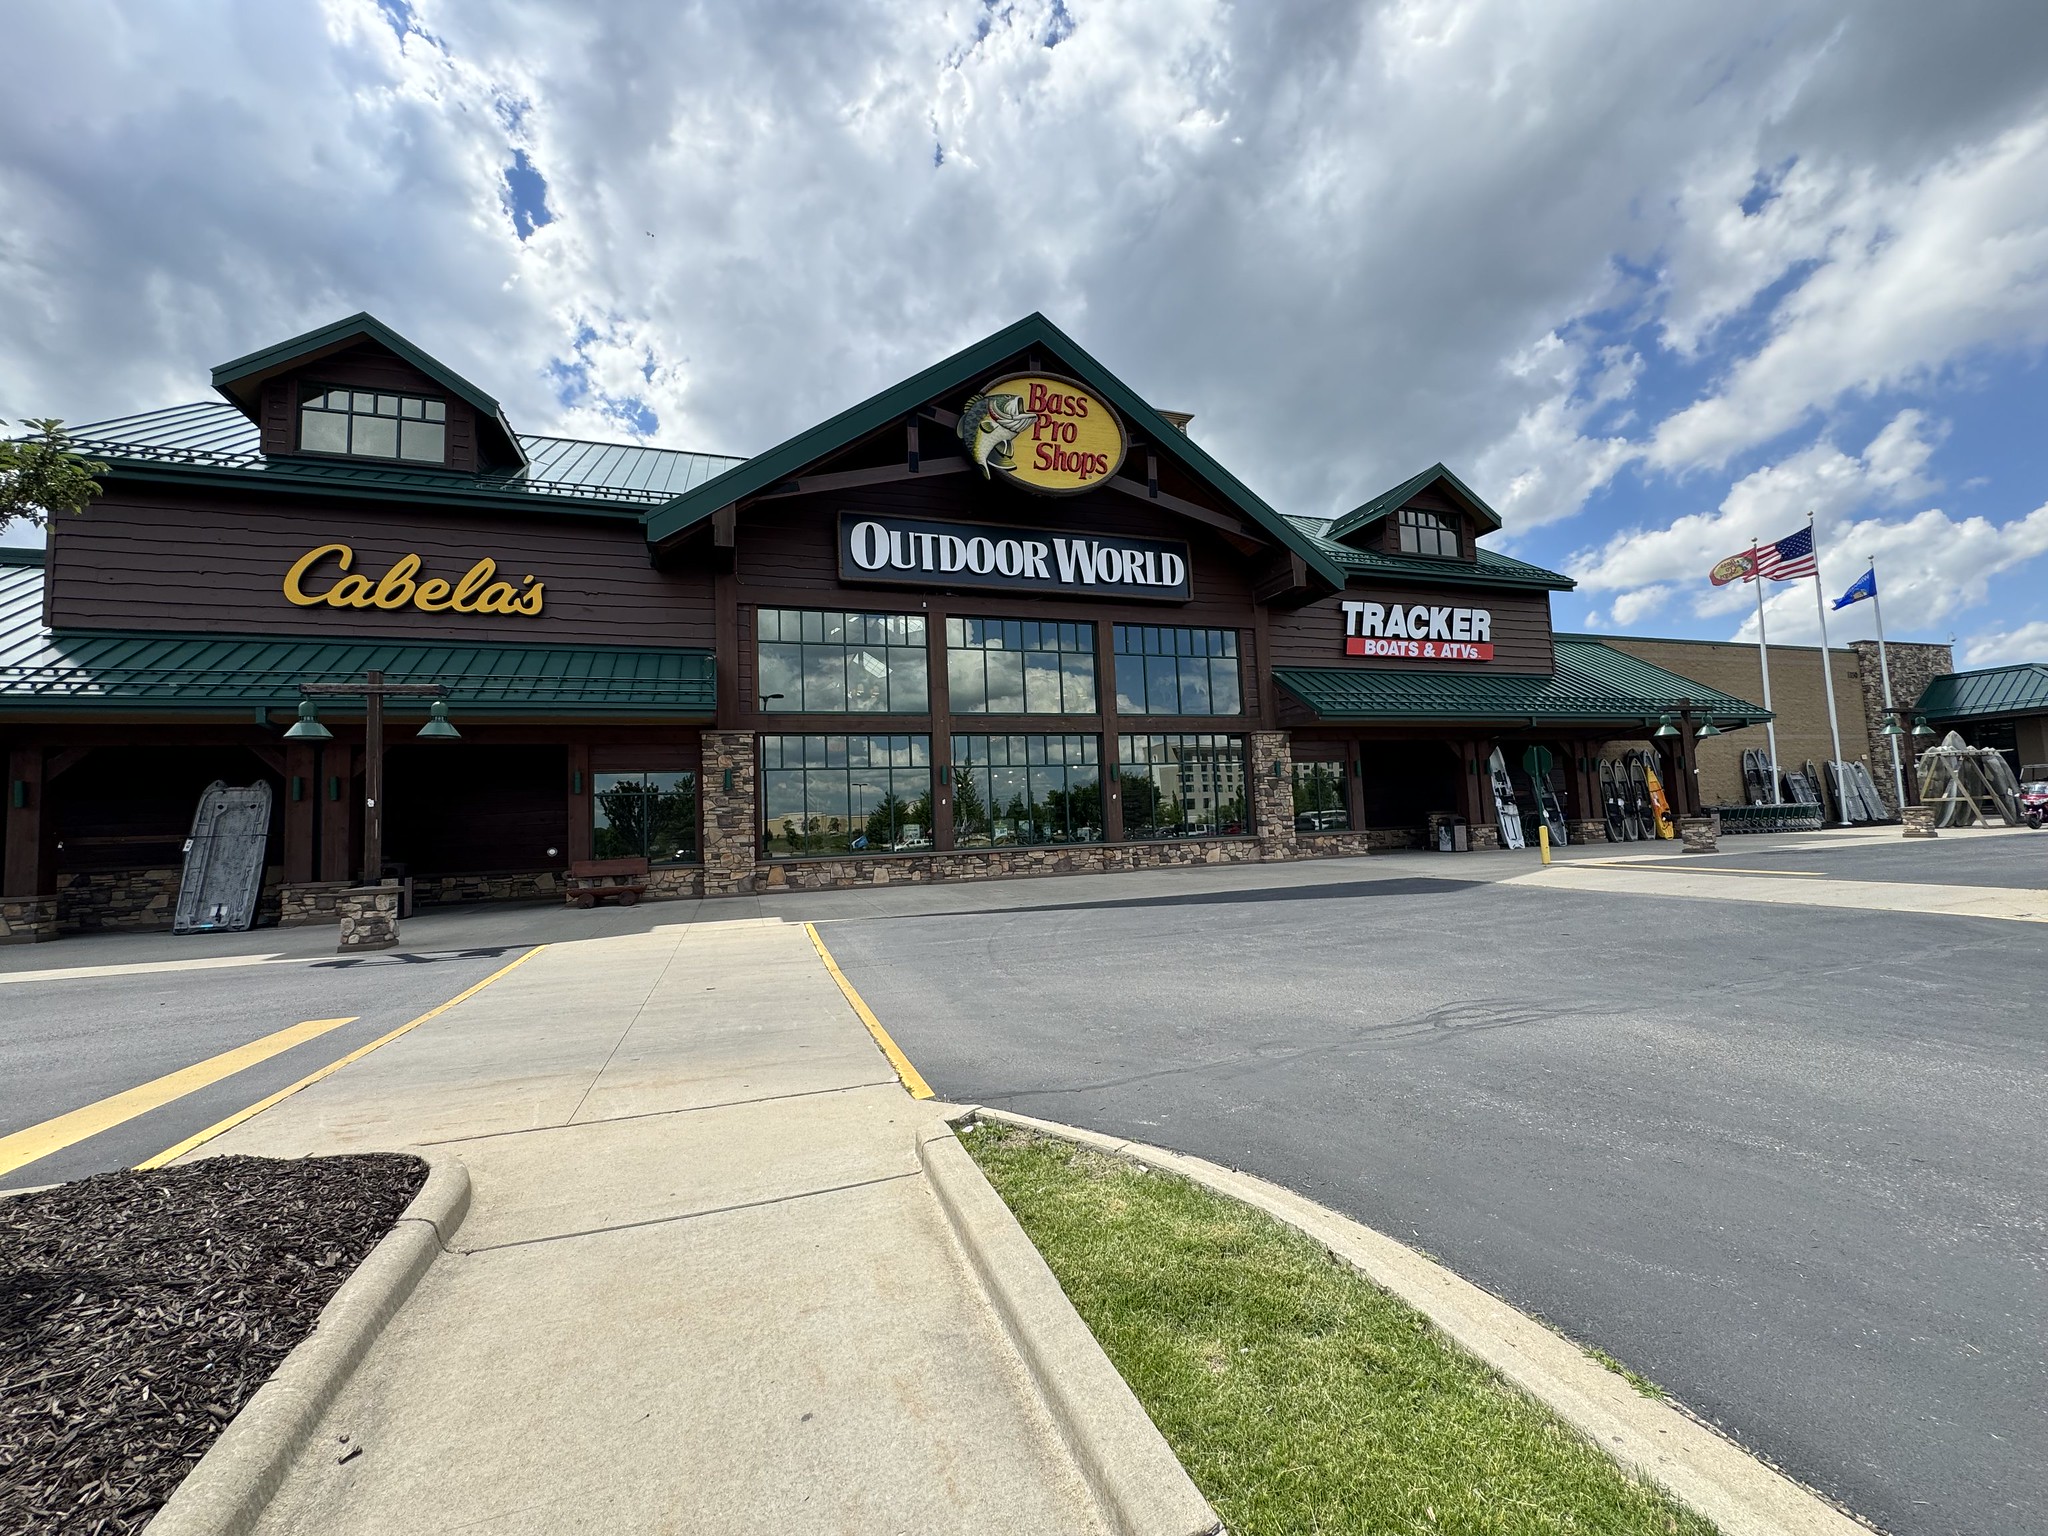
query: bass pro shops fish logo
[
  {"left": 958, "top": 391, "right": 1038, "bottom": 479},
  {"left": 954, "top": 373, "right": 1129, "bottom": 496}
]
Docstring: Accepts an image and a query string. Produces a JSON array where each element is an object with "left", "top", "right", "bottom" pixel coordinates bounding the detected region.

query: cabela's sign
[
  {"left": 957, "top": 374, "right": 1128, "bottom": 496},
  {"left": 840, "top": 513, "right": 1190, "bottom": 602},
  {"left": 282, "top": 543, "right": 545, "bottom": 617},
  {"left": 1341, "top": 599, "right": 1493, "bottom": 661}
]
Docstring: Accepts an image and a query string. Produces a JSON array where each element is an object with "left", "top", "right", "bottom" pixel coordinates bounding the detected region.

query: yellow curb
[{"left": 805, "top": 921, "right": 934, "bottom": 1099}]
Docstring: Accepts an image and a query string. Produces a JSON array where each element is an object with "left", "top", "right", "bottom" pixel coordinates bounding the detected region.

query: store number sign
[{"left": 1341, "top": 599, "right": 1493, "bottom": 661}]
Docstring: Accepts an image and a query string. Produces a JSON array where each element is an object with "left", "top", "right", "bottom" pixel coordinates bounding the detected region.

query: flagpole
[
  {"left": 1869, "top": 558, "right": 1904, "bottom": 809},
  {"left": 1750, "top": 539, "right": 1782, "bottom": 803},
  {"left": 1808, "top": 511, "right": 1847, "bottom": 822}
]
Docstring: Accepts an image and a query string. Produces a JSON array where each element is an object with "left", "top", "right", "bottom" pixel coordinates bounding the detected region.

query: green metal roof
[
  {"left": 1282, "top": 515, "right": 1574, "bottom": 591},
  {"left": 640, "top": 312, "right": 1350, "bottom": 590},
  {"left": 212, "top": 312, "right": 528, "bottom": 468},
  {"left": 1918, "top": 663, "right": 2048, "bottom": 722},
  {"left": 58, "top": 402, "right": 743, "bottom": 514},
  {"left": 0, "top": 562, "right": 712, "bottom": 716},
  {"left": 1324, "top": 463, "right": 1506, "bottom": 544},
  {"left": 1275, "top": 639, "right": 1772, "bottom": 726}
]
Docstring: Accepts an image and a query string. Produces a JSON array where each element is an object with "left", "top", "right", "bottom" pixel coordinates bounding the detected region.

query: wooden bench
[{"left": 565, "top": 856, "right": 650, "bottom": 909}]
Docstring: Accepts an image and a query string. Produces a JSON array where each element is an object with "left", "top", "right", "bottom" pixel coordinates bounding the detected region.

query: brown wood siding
[
  {"left": 47, "top": 489, "right": 715, "bottom": 649},
  {"left": 728, "top": 474, "right": 1267, "bottom": 726},
  {"left": 1267, "top": 584, "right": 1554, "bottom": 673}
]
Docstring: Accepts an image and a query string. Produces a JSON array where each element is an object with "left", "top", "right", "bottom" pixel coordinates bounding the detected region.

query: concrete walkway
[{"left": 196, "top": 918, "right": 1110, "bottom": 1534}]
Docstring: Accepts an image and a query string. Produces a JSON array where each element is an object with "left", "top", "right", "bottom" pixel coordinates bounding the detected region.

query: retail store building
[{"left": 2, "top": 313, "right": 1772, "bottom": 940}]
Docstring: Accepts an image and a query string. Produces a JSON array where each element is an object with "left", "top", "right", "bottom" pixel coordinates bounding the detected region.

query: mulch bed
[{"left": 0, "top": 1153, "right": 425, "bottom": 1536}]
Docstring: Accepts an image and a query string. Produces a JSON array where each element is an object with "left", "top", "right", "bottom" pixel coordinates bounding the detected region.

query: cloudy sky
[{"left": 5, "top": 0, "right": 2048, "bottom": 664}]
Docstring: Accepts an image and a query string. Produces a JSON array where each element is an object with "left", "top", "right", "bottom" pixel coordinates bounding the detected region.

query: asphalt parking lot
[{"left": 817, "top": 834, "right": 2048, "bottom": 1536}]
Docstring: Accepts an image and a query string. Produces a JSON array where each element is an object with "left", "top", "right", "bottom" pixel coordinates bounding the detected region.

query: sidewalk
[{"left": 193, "top": 917, "right": 1112, "bottom": 1533}]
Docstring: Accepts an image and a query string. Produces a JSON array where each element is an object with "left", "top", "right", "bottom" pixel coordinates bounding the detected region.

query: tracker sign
[
  {"left": 1341, "top": 599, "right": 1494, "bottom": 661},
  {"left": 840, "top": 513, "right": 1191, "bottom": 601}
]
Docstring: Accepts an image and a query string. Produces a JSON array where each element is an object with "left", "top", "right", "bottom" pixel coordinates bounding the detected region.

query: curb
[
  {"left": 145, "top": 1155, "right": 472, "bottom": 1536},
  {"left": 916, "top": 1121, "right": 1225, "bottom": 1536},
  {"left": 971, "top": 1108, "right": 1870, "bottom": 1536}
]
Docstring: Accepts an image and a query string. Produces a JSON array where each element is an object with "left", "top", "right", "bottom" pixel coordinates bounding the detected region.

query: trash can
[{"left": 1427, "top": 813, "right": 1469, "bottom": 852}]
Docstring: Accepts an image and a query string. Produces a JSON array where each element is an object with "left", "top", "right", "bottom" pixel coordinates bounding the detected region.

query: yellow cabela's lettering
[{"left": 280, "top": 545, "right": 544, "bottom": 618}]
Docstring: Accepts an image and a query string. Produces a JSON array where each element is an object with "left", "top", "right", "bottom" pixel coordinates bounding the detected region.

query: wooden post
[
  {"left": 4, "top": 746, "right": 47, "bottom": 898},
  {"left": 567, "top": 744, "right": 593, "bottom": 863},
  {"left": 926, "top": 604, "right": 954, "bottom": 851},
  {"left": 282, "top": 741, "right": 317, "bottom": 883},
  {"left": 362, "top": 670, "right": 385, "bottom": 885},
  {"left": 319, "top": 742, "right": 357, "bottom": 882},
  {"left": 1345, "top": 738, "right": 1367, "bottom": 834},
  {"left": 1098, "top": 619, "right": 1124, "bottom": 844}
]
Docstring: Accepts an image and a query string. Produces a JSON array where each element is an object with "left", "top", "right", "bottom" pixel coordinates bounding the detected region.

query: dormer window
[
  {"left": 299, "top": 388, "right": 447, "bottom": 463},
  {"left": 1396, "top": 507, "right": 1459, "bottom": 558}
]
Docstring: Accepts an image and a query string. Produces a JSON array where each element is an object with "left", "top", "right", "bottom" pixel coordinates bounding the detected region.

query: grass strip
[{"left": 964, "top": 1121, "right": 1715, "bottom": 1536}]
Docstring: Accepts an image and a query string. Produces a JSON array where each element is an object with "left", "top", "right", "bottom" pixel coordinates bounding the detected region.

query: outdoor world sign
[
  {"left": 1341, "top": 599, "right": 1494, "bottom": 660},
  {"left": 282, "top": 542, "right": 545, "bottom": 616},
  {"left": 957, "top": 374, "right": 1128, "bottom": 495},
  {"left": 840, "top": 512, "right": 1191, "bottom": 601}
]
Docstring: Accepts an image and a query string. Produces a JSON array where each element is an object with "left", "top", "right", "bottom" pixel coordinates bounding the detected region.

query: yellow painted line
[
  {"left": 0, "top": 1015, "right": 360, "bottom": 1178},
  {"left": 136, "top": 944, "right": 547, "bottom": 1170},
  {"left": 805, "top": 921, "right": 934, "bottom": 1100}
]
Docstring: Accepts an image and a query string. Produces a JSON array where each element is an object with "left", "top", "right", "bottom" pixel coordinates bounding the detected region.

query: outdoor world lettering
[{"left": 282, "top": 542, "right": 545, "bottom": 616}]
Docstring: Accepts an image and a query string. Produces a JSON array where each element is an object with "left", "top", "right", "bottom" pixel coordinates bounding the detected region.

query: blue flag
[{"left": 1832, "top": 567, "right": 1877, "bottom": 609}]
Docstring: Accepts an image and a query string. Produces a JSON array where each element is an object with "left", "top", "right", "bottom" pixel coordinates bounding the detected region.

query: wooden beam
[
  {"left": 711, "top": 504, "right": 736, "bottom": 547},
  {"left": 751, "top": 457, "right": 971, "bottom": 501},
  {"left": 1104, "top": 476, "right": 1258, "bottom": 543},
  {"left": 906, "top": 417, "right": 920, "bottom": 473},
  {"left": 43, "top": 747, "right": 91, "bottom": 783},
  {"left": 1252, "top": 552, "right": 1310, "bottom": 604}
]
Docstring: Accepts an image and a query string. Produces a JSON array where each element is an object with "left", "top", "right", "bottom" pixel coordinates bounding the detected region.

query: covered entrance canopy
[{"left": 1277, "top": 639, "right": 1773, "bottom": 843}]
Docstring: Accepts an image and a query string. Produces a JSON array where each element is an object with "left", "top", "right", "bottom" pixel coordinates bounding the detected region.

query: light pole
[{"left": 284, "top": 669, "right": 459, "bottom": 887}]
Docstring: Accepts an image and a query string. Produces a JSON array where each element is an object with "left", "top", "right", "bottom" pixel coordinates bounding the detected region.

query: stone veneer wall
[
  {"left": 0, "top": 895, "right": 59, "bottom": 944},
  {"left": 1249, "top": 731, "right": 1297, "bottom": 857},
  {"left": 1850, "top": 639, "right": 1953, "bottom": 812},
  {"left": 414, "top": 870, "right": 564, "bottom": 906},
  {"left": 699, "top": 730, "right": 759, "bottom": 897},
  {"left": 54, "top": 867, "right": 284, "bottom": 934},
  {"left": 756, "top": 837, "right": 1271, "bottom": 892}
]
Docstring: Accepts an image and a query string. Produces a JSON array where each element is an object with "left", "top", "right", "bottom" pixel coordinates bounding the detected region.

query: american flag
[{"left": 1754, "top": 525, "right": 1819, "bottom": 581}]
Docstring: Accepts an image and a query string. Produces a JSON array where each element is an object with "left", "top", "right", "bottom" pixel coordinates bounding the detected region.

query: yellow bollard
[{"left": 1538, "top": 823, "right": 1551, "bottom": 865}]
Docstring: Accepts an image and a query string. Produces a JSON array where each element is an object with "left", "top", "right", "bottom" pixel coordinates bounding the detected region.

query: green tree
[{"left": 1, "top": 420, "right": 106, "bottom": 533}]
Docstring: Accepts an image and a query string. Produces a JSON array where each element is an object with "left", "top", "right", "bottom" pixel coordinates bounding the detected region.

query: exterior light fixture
[
  {"left": 1695, "top": 720, "right": 1723, "bottom": 739},
  {"left": 415, "top": 699, "right": 461, "bottom": 741},
  {"left": 1912, "top": 717, "right": 1936, "bottom": 739},
  {"left": 283, "top": 700, "right": 333, "bottom": 742},
  {"left": 1881, "top": 717, "right": 1904, "bottom": 738},
  {"left": 1652, "top": 714, "right": 1680, "bottom": 739}
]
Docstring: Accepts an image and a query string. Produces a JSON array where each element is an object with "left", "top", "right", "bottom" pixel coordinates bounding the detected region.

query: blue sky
[{"left": 4, "top": 0, "right": 2048, "bottom": 667}]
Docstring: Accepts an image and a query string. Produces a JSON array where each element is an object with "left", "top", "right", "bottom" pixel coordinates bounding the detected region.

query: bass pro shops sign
[
  {"left": 1341, "top": 599, "right": 1494, "bottom": 661},
  {"left": 957, "top": 374, "right": 1128, "bottom": 495},
  {"left": 840, "top": 513, "right": 1191, "bottom": 602}
]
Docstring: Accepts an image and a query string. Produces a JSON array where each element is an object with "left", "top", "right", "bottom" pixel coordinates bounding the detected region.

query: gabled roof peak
[
  {"left": 1325, "top": 462, "right": 1505, "bottom": 546},
  {"left": 211, "top": 312, "right": 525, "bottom": 468}
]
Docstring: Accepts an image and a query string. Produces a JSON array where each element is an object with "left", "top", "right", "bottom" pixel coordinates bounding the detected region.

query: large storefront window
[
  {"left": 946, "top": 618, "right": 1097, "bottom": 714},
  {"left": 1117, "top": 733, "right": 1248, "bottom": 839},
  {"left": 593, "top": 772, "right": 699, "bottom": 863},
  {"left": 761, "top": 734, "right": 932, "bottom": 857},
  {"left": 1291, "top": 757, "right": 1351, "bottom": 832},
  {"left": 1113, "top": 625, "right": 1242, "bottom": 716},
  {"left": 757, "top": 608, "right": 929, "bottom": 714},
  {"left": 952, "top": 735, "right": 1102, "bottom": 847}
]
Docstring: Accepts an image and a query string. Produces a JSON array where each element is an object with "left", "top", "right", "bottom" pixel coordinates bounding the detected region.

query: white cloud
[
  {"left": 1569, "top": 409, "right": 2048, "bottom": 642},
  {"left": 1961, "top": 621, "right": 2048, "bottom": 668}
]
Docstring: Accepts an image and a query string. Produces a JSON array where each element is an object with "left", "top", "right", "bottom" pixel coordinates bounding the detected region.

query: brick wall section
[
  {"left": 1851, "top": 639, "right": 1953, "bottom": 810},
  {"left": 1592, "top": 634, "right": 1952, "bottom": 806},
  {"left": 700, "top": 730, "right": 759, "bottom": 897},
  {"left": 1250, "top": 731, "right": 1297, "bottom": 857}
]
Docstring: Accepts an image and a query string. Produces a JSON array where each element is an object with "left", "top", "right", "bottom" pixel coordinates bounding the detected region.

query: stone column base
[
  {"left": 1900, "top": 804, "right": 1939, "bottom": 838},
  {"left": 337, "top": 882, "right": 401, "bottom": 952},
  {"left": 1679, "top": 813, "right": 1720, "bottom": 852},
  {"left": 1468, "top": 824, "right": 1502, "bottom": 851},
  {"left": 0, "top": 894, "right": 59, "bottom": 944},
  {"left": 1564, "top": 819, "right": 1608, "bottom": 844}
]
